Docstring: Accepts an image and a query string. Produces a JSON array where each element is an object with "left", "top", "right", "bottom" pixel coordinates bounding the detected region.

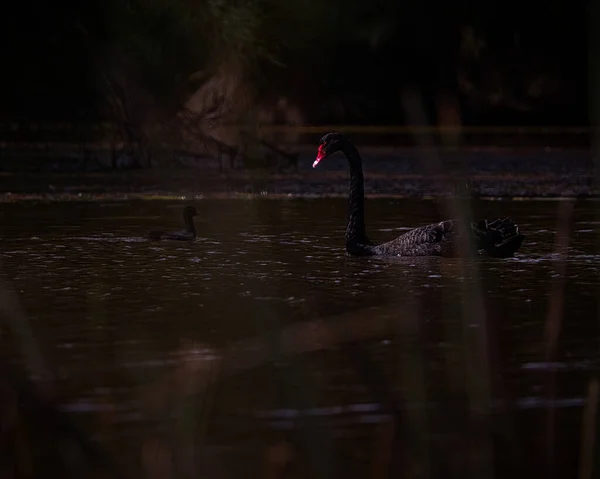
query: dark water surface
[{"left": 0, "top": 198, "right": 599, "bottom": 478}]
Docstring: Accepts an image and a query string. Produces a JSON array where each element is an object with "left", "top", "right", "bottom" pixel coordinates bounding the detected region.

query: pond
[{"left": 0, "top": 197, "right": 598, "bottom": 478}]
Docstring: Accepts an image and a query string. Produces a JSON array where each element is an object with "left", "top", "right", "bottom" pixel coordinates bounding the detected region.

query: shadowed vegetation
[
  {"left": 1, "top": 0, "right": 586, "bottom": 128},
  {"left": 0, "top": 0, "right": 587, "bottom": 168}
]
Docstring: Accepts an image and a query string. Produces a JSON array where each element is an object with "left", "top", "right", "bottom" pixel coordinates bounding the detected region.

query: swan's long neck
[{"left": 343, "top": 143, "right": 370, "bottom": 252}]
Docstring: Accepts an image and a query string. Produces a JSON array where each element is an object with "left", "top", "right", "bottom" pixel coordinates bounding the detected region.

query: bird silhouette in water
[
  {"left": 312, "top": 132, "right": 525, "bottom": 258},
  {"left": 147, "top": 206, "right": 199, "bottom": 241}
]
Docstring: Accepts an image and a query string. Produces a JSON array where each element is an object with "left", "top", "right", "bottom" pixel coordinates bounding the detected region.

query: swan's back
[{"left": 373, "top": 221, "right": 455, "bottom": 257}]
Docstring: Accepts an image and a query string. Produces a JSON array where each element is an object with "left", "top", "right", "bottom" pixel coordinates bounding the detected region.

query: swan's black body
[
  {"left": 313, "top": 132, "right": 525, "bottom": 258},
  {"left": 147, "top": 206, "right": 199, "bottom": 241}
]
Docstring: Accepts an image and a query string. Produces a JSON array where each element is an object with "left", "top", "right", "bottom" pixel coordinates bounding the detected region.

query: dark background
[{"left": 0, "top": 0, "right": 590, "bottom": 127}]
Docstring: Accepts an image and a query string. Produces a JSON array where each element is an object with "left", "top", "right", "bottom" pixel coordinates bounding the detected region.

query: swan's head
[
  {"left": 183, "top": 206, "right": 199, "bottom": 218},
  {"left": 313, "top": 132, "right": 347, "bottom": 168}
]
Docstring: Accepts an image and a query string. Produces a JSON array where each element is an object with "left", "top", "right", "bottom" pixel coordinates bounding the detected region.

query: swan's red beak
[{"left": 313, "top": 144, "right": 326, "bottom": 168}]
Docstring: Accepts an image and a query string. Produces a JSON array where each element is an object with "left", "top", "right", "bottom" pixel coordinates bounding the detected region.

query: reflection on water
[{"left": 0, "top": 198, "right": 598, "bottom": 478}]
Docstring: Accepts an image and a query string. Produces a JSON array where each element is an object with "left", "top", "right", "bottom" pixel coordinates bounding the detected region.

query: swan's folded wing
[
  {"left": 400, "top": 220, "right": 454, "bottom": 245},
  {"left": 373, "top": 220, "right": 456, "bottom": 256}
]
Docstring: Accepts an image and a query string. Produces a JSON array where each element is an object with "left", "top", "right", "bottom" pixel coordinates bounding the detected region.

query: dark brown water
[{"left": 0, "top": 198, "right": 598, "bottom": 478}]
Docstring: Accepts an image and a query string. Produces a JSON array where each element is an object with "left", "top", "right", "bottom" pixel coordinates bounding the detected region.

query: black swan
[
  {"left": 147, "top": 206, "right": 199, "bottom": 241},
  {"left": 312, "top": 132, "right": 525, "bottom": 257}
]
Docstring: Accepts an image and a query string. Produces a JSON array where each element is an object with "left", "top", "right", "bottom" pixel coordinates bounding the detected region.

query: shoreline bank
[{"left": 0, "top": 147, "right": 597, "bottom": 201}]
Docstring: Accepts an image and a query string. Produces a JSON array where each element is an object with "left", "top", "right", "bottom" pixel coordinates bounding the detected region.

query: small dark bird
[
  {"left": 313, "top": 132, "right": 525, "bottom": 258},
  {"left": 147, "top": 206, "right": 199, "bottom": 241}
]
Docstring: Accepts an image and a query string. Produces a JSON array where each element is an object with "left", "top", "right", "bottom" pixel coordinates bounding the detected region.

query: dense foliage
[{"left": 0, "top": 0, "right": 588, "bottom": 126}]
